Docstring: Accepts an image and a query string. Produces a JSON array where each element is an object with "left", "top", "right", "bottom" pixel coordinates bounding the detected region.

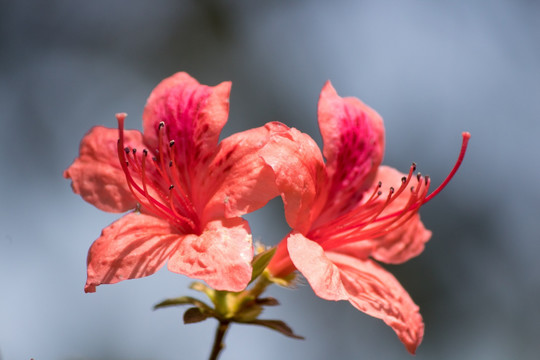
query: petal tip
[
  {"left": 321, "top": 80, "right": 338, "bottom": 98},
  {"left": 84, "top": 283, "right": 97, "bottom": 293}
]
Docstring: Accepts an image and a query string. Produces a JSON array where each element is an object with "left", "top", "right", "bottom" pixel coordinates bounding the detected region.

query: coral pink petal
[
  {"left": 368, "top": 166, "right": 432, "bottom": 264},
  {"left": 200, "top": 123, "right": 285, "bottom": 221},
  {"left": 258, "top": 123, "right": 327, "bottom": 233},
  {"left": 267, "top": 237, "right": 296, "bottom": 278},
  {"left": 317, "top": 82, "right": 385, "bottom": 218},
  {"left": 288, "top": 233, "right": 424, "bottom": 353},
  {"left": 329, "top": 241, "right": 375, "bottom": 260},
  {"left": 287, "top": 233, "right": 348, "bottom": 301},
  {"left": 326, "top": 251, "right": 424, "bottom": 354},
  {"left": 142, "top": 72, "right": 231, "bottom": 173},
  {"left": 63, "top": 126, "right": 143, "bottom": 213},
  {"left": 85, "top": 212, "right": 181, "bottom": 293},
  {"left": 167, "top": 217, "right": 253, "bottom": 292}
]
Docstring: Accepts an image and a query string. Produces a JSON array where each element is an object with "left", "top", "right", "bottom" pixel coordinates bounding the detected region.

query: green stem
[{"left": 208, "top": 320, "right": 230, "bottom": 360}]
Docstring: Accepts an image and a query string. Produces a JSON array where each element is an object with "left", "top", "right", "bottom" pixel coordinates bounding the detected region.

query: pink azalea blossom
[
  {"left": 264, "top": 82, "right": 470, "bottom": 354},
  {"left": 64, "top": 72, "right": 282, "bottom": 293}
]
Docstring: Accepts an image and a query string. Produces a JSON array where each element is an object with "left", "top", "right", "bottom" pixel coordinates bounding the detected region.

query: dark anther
[
  {"left": 152, "top": 157, "right": 157, "bottom": 162},
  {"left": 389, "top": 187, "right": 395, "bottom": 194},
  {"left": 401, "top": 176, "right": 407, "bottom": 183},
  {"left": 425, "top": 175, "right": 430, "bottom": 185},
  {"left": 378, "top": 181, "right": 382, "bottom": 188},
  {"left": 132, "top": 149, "right": 137, "bottom": 154},
  {"left": 169, "top": 161, "right": 173, "bottom": 167},
  {"left": 412, "top": 162, "right": 417, "bottom": 171},
  {"left": 159, "top": 121, "right": 165, "bottom": 129},
  {"left": 377, "top": 191, "right": 382, "bottom": 196},
  {"left": 417, "top": 173, "right": 422, "bottom": 181},
  {"left": 143, "top": 149, "right": 148, "bottom": 156},
  {"left": 169, "top": 185, "right": 174, "bottom": 190},
  {"left": 124, "top": 147, "right": 130, "bottom": 154},
  {"left": 169, "top": 140, "right": 175, "bottom": 147}
]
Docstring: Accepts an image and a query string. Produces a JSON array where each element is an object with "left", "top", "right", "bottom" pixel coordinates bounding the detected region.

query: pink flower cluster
[{"left": 65, "top": 72, "right": 469, "bottom": 353}]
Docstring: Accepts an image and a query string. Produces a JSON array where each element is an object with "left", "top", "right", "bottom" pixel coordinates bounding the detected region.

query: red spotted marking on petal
[
  {"left": 318, "top": 82, "right": 385, "bottom": 220},
  {"left": 142, "top": 72, "right": 231, "bottom": 180}
]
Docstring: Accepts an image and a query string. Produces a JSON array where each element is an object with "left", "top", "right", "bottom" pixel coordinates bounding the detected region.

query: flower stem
[{"left": 209, "top": 320, "right": 230, "bottom": 360}]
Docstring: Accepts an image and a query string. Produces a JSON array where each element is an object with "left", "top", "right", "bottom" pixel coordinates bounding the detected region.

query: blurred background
[{"left": 1, "top": 0, "right": 539, "bottom": 359}]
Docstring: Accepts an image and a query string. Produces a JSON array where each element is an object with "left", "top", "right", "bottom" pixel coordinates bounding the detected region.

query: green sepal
[
  {"left": 250, "top": 247, "right": 276, "bottom": 284},
  {"left": 232, "top": 303, "right": 263, "bottom": 323},
  {"left": 256, "top": 297, "right": 280, "bottom": 306},
  {"left": 183, "top": 307, "right": 211, "bottom": 324},
  {"left": 153, "top": 296, "right": 214, "bottom": 315},
  {"left": 189, "top": 281, "right": 216, "bottom": 301},
  {"left": 267, "top": 271, "right": 297, "bottom": 288},
  {"left": 248, "top": 319, "right": 305, "bottom": 340}
]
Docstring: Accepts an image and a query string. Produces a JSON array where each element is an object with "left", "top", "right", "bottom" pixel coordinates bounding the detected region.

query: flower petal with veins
[
  {"left": 287, "top": 233, "right": 423, "bottom": 354},
  {"left": 85, "top": 212, "right": 180, "bottom": 293},
  {"left": 200, "top": 123, "right": 284, "bottom": 221},
  {"left": 327, "top": 252, "right": 424, "bottom": 354},
  {"left": 64, "top": 126, "right": 143, "bottom": 212},
  {"left": 258, "top": 124, "right": 327, "bottom": 233},
  {"left": 168, "top": 218, "right": 253, "bottom": 292}
]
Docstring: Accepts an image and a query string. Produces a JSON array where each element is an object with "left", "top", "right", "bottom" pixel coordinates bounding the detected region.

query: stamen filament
[
  {"left": 423, "top": 132, "right": 470, "bottom": 204},
  {"left": 313, "top": 130, "right": 470, "bottom": 251},
  {"left": 168, "top": 141, "right": 198, "bottom": 220},
  {"left": 116, "top": 114, "right": 197, "bottom": 233}
]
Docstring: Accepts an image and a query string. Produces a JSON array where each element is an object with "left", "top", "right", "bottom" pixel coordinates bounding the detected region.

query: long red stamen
[
  {"left": 314, "top": 132, "right": 469, "bottom": 250},
  {"left": 423, "top": 131, "right": 470, "bottom": 204},
  {"left": 314, "top": 162, "right": 416, "bottom": 236},
  {"left": 167, "top": 141, "right": 198, "bottom": 220},
  {"left": 116, "top": 113, "right": 199, "bottom": 233}
]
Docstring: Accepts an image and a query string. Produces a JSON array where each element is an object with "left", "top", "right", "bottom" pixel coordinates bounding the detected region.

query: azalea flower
[
  {"left": 263, "top": 82, "right": 470, "bottom": 354},
  {"left": 64, "top": 72, "right": 283, "bottom": 293}
]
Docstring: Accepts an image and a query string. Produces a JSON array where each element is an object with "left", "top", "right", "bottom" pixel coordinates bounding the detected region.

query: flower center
[
  {"left": 116, "top": 113, "right": 200, "bottom": 234},
  {"left": 312, "top": 132, "right": 471, "bottom": 250}
]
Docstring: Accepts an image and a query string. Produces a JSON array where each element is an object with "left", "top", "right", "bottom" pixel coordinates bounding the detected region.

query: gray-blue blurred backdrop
[{"left": 1, "top": 1, "right": 539, "bottom": 359}]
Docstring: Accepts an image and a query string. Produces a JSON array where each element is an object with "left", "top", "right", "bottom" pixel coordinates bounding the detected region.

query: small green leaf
[
  {"left": 249, "top": 319, "right": 305, "bottom": 339},
  {"left": 250, "top": 247, "right": 277, "bottom": 283},
  {"left": 183, "top": 307, "right": 210, "bottom": 324}
]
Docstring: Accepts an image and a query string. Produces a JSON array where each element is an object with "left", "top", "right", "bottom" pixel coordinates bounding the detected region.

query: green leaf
[
  {"left": 250, "top": 247, "right": 277, "bottom": 283},
  {"left": 183, "top": 307, "right": 210, "bottom": 324},
  {"left": 248, "top": 319, "right": 305, "bottom": 340}
]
